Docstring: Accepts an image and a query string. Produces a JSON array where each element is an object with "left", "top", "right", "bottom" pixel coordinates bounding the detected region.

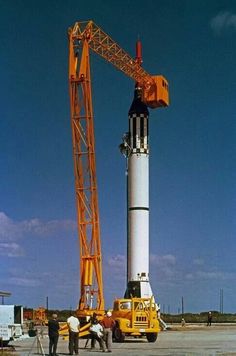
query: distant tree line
[
  {"left": 162, "top": 311, "right": 236, "bottom": 324},
  {"left": 47, "top": 309, "right": 73, "bottom": 322},
  {"left": 23, "top": 307, "right": 236, "bottom": 323}
]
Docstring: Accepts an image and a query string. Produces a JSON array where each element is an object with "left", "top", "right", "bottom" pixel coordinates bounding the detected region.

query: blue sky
[{"left": 0, "top": 0, "right": 235, "bottom": 313}]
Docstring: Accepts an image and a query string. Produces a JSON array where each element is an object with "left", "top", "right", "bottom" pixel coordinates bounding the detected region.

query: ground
[{"left": 8, "top": 324, "right": 236, "bottom": 355}]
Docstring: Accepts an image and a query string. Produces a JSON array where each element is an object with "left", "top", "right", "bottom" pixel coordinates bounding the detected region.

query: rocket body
[
  {"left": 128, "top": 154, "right": 149, "bottom": 281},
  {"left": 123, "top": 87, "right": 153, "bottom": 298}
]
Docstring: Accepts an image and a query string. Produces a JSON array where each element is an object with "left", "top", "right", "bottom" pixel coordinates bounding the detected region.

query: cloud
[
  {"left": 20, "top": 218, "right": 77, "bottom": 237},
  {"left": 0, "top": 211, "right": 76, "bottom": 241},
  {"left": 104, "top": 255, "right": 126, "bottom": 286},
  {"left": 150, "top": 254, "right": 177, "bottom": 280},
  {"left": 195, "top": 270, "right": 236, "bottom": 281},
  {"left": 8, "top": 277, "right": 41, "bottom": 287},
  {"left": 0, "top": 242, "right": 24, "bottom": 257},
  {"left": 185, "top": 273, "right": 194, "bottom": 280},
  {"left": 150, "top": 254, "right": 236, "bottom": 288},
  {"left": 106, "top": 253, "right": 177, "bottom": 279},
  {"left": 210, "top": 11, "right": 236, "bottom": 35},
  {"left": 185, "top": 269, "right": 236, "bottom": 282},
  {"left": 193, "top": 258, "right": 204, "bottom": 266},
  {"left": 0, "top": 212, "right": 18, "bottom": 241},
  {"left": 0, "top": 211, "right": 77, "bottom": 257},
  {"left": 150, "top": 254, "right": 176, "bottom": 266},
  {"left": 6, "top": 268, "right": 77, "bottom": 291},
  {"left": 4, "top": 267, "right": 77, "bottom": 293},
  {"left": 107, "top": 254, "right": 126, "bottom": 269}
]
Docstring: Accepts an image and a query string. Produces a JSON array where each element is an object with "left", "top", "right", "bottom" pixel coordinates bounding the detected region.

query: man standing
[
  {"left": 67, "top": 312, "right": 80, "bottom": 355},
  {"left": 101, "top": 311, "right": 115, "bottom": 353},
  {"left": 89, "top": 315, "right": 106, "bottom": 352},
  {"left": 48, "top": 313, "right": 60, "bottom": 356},
  {"left": 207, "top": 311, "right": 212, "bottom": 326}
]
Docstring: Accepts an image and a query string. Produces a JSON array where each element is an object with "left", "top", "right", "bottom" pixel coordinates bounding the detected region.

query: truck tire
[
  {"left": 146, "top": 332, "right": 158, "bottom": 342},
  {"left": 113, "top": 326, "right": 125, "bottom": 342}
]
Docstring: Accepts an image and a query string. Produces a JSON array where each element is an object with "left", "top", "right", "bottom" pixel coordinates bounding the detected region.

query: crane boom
[{"left": 69, "top": 21, "right": 169, "bottom": 108}]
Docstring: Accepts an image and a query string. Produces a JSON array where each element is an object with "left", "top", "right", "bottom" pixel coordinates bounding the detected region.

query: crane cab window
[{"left": 120, "top": 301, "right": 131, "bottom": 310}]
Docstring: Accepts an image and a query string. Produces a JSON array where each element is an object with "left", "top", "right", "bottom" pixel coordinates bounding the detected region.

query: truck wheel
[
  {"left": 146, "top": 332, "right": 158, "bottom": 342},
  {"left": 113, "top": 326, "right": 125, "bottom": 342}
]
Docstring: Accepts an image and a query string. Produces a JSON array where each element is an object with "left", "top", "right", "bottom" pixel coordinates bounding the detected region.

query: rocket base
[{"left": 124, "top": 280, "right": 153, "bottom": 299}]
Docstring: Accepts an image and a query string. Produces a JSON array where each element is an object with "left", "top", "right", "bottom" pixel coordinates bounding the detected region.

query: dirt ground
[{"left": 8, "top": 324, "right": 236, "bottom": 356}]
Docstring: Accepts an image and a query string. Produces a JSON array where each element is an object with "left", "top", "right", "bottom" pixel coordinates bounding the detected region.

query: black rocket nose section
[{"left": 128, "top": 87, "right": 149, "bottom": 116}]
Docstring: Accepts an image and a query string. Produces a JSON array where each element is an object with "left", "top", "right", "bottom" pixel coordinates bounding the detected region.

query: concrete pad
[{"left": 9, "top": 325, "right": 236, "bottom": 356}]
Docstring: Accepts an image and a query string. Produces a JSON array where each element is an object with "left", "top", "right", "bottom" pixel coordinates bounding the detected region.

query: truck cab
[{"left": 112, "top": 296, "right": 160, "bottom": 342}]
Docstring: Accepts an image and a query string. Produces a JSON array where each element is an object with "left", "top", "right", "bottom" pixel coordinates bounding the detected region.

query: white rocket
[{"left": 120, "top": 85, "right": 153, "bottom": 299}]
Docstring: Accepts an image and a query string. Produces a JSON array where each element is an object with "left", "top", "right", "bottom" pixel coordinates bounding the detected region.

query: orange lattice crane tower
[{"left": 68, "top": 20, "right": 169, "bottom": 319}]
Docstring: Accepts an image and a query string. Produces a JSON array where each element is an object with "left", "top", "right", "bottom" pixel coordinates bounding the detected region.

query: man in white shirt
[
  {"left": 89, "top": 316, "right": 105, "bottom": 351},
  {"left": 67, "top": 312, "right": 80, "bottom": 355}
]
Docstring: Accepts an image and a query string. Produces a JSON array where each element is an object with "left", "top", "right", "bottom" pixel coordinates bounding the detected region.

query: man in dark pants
[
  {"left": 89, "top": 314, "right": 105, "bottom": 351},
  {"left": 48, "top": 313, "right": 60, "bottom": 356},
  {"left": 207, "top": 311, "right": 212, "bottom": 326},
  {"left": 67, "top": 312, "right": 80, "bottom": 355}
]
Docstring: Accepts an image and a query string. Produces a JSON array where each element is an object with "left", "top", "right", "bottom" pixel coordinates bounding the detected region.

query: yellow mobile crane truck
[{"left": 67, "top": 21, "right": 168, "bottom": 341}]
